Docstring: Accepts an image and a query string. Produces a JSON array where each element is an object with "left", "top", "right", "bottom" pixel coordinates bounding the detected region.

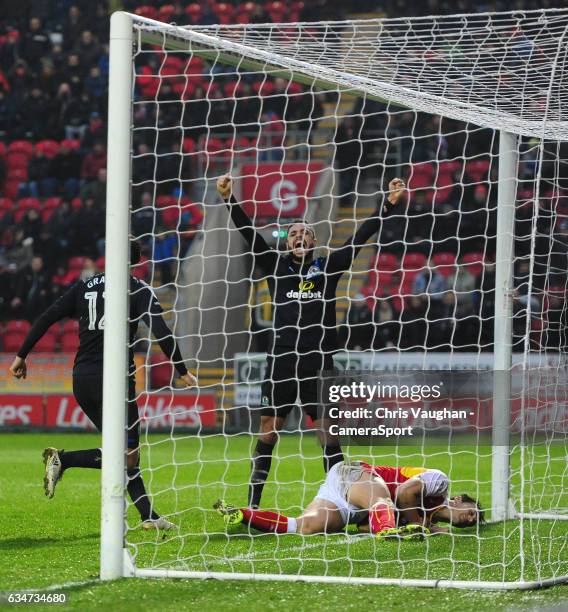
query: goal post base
[{"left": 128, "top": 567, "right": 568, "bottom": 591}]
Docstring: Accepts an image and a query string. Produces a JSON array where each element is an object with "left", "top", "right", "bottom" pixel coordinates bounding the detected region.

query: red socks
[
  {"left": 368, "top": 501, "right": 396, "bottom": 534},
  {"left": 241, "top": 508, "right": 290, "bottom": 534}
]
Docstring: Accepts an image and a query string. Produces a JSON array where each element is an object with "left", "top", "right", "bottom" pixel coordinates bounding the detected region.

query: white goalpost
[{"left": 102, "top": 8, "right": 568, "bottom": 589}]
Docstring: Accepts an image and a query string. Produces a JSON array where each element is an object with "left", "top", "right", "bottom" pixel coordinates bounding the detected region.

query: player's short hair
[
  {"left": 287, "top": 219, "right": 315, "bottom": 239},
  {"left": 130, "top": 240, "right": 141, "bottom": 265},
  {"left": 455, "top": 493, "right": 486, "bottom": 526}
]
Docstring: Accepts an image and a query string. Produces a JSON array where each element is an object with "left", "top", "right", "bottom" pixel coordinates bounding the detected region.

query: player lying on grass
[
  {"left": 217, "top": 174, "right": 406, "bottom": 508},
  {"left": 9, "top": 241, "right": 196, "bottom": 531},
  {"left": 215, "top": 460, "right": 483, "bottom": 539}
]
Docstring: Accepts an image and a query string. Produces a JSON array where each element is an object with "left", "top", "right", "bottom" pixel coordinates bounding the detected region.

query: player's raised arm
[
  {"left": 327, "top": 178, "right": 406, "bottom": 273},
  {"left": 217, "top": 174, "right": 278, "bottom": 272},
  {"left": 138, "top": 285, "right": 197, "bottom": 387},
  {"left": 9, "top": 283, "right": 79, "bottom": 380}
]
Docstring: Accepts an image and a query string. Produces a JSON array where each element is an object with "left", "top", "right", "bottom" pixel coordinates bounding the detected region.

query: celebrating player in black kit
[
  {"left": 217, "top": 174, "right": 405, "bottom": 508},
  {"left": 9, "top": 241, "right": 196, "bottom": 531}
]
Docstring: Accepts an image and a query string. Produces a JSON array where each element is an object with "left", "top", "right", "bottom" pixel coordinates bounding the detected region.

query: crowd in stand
[{"left": 0, "top": 0, "right": 566, "bottom": 355}]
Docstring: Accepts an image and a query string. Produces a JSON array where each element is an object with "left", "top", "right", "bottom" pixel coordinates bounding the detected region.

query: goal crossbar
[{"left": 131, "top": 11, "right": 568, "bottom": 140}]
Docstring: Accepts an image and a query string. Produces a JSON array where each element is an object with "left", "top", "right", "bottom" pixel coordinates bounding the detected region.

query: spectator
[
  {"left": 132, "top": 191, "right": 156, "bottom": 242},
  {"left": 152, "top": 228, "right": 178, "bottom": 286},
  {"left": 79, "top": 257, "right": 97, "bottom": 281},
  {"left": 400, "top": 296, "right": 428, "bottom": 350},
  {"left": 74, "top": 31, "right": 101, "bottom": 67},
  {"left": 84, "top": 65, "right": 105, "bottom": 99},
  {"left": 21, "top": 86, "right": 49, "bottom": 139},
  {"left": 373, "top": 300, "right": 400, "bottom": 349},
  {"left": 47, "top": 200, "right": 74, "bottom": 262},
  {"left": 21, "top": 208, "right": 42, "bottom": 243},
  {"left": 81, "top": 111, "right": 105, "bottom": 149},
  {"left": 79, "top": 167, "right": 107, "bottom": 206},
  {"left": 24, "top": 149, "right": 57, "bottom": 197},
  {"left": 71, "top": 197, "right": 105, "bottom": 258},
  {"left": 339, "top": 296, "right": 374, "bottom": 350},
  {"left": 81, "top": 141, "right": 107, "bottom": 182},
  {"left": 477, "top": 261, "right": 496, "bottom": 350},
  {"left": 4, "top": 229, "right": 34, "bottom": 273},
  {"left": 50, "top": 142, "right": 82, "bottom": 198},
  {"left": 20, "top": 18, "right": 50, "bottom": 69},
  {"left": 335, "top": 116, "right": 363, "bottom": 206},
  {"left": 447, "top": 258, "right": 479, "bottom": 349},
  {"left": 412, "top": 258, "right": 448, "bottom": 317},
  {"left": 11, "top": 255, "right": 49, "bottom": 321},
  {"left": 63, "top": 6, "right": 86, "bottom": 50}
]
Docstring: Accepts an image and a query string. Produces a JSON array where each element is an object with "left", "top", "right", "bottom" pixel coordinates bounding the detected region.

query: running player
[
  {"left": 217, "top": 174, "right": 406, "bottom": 508},
  {"left": 9, "top": 241, "right": 196, "bottom": 530}
]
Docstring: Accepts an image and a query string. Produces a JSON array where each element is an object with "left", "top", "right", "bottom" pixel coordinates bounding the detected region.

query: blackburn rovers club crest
[{"left": 305, "top": 262, "right": 322, "bottom": 280}]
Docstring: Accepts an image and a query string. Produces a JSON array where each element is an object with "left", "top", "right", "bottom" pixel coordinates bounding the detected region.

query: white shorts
[{"left": 315, "top": 461, "right": 375, "bottom": 525}]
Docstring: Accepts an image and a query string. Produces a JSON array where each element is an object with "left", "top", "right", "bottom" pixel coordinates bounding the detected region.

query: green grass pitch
[{"left": 1, "top": 432, "right": 567, "bottom": 611}]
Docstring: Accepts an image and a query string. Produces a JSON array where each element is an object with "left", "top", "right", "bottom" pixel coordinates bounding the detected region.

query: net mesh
[{"left": 119, "top": 8, "right": 568, "bottom": 586}]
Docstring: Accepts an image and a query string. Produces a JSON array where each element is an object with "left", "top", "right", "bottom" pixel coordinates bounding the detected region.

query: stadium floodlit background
[{"left": 1, "top": 0, "right": 567, "bottom": 610}]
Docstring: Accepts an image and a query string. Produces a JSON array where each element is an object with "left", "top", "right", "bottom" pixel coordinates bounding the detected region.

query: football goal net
[{"left": 101, "top": 8, "right": 568, "bottom": 589}]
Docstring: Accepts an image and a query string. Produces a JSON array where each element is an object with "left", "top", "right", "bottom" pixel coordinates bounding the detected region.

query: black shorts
[
  {"left": 72, "top": 374, "right": 140, "bottom": 449},
  {"left": 260, "top": 351, "right": 335, "bottom": 421}
]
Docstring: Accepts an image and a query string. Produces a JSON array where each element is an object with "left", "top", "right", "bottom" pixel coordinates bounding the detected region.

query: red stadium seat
[
  {"left": 371, "top": 252, "right": 399, "bottom": 271},
  {"left": 466, "top": 158, "right": 491, "bottom": 184},
  {"left": 8, "top": 140, "right": 34, "bottom": 158},
  {"left": 15, "top": 197, "right": 40, "bottom": 222},
  {"left": 6, "top": 151, "right": 30, "bottom": 170},
  {"left": 61, "top": 333, "right": 80, "bottom": 352},
  {"left": 183, "top": 138, "right": 197, "bottom": 154},
  {"left": 164, "top": 55, "right": 185, "bottom": 72},
  {"left": 184, "top": 56, "right": 204, "bottom": 77},
  {"left": 132, "top": 256, "right": 149, "bottom": 280},
  {"left": 158, "top": 4, "right": 176, "bottom": 22},
  {"left": 266, "top": 1, "right": 287, "bottom": 22},
  {"left": 42, "top": 197, "right": 62, "bottom": 211},
  {"left": 34, "top": 332, "right": 58, "bottom": 352},
  {"left": 60, "top": 139, "right": 81, "bottom": 150},
  {"left": 96, "top": 257, "right": 105, "bottom": 272},
  {"left": 62, "top": 319, "right": 79, "bottom": 334},
  {"left": 69, "top": 256, "right": 86, "bottom": 271},
  {"left": 135, "top": 5, "right": 158, "bottom": 20},
  {"left": 252, "top": 80, "right": 275, "bottom": 96},
  {"left": 62, "top": 269, "right": 80, "bottom": 285},
  {"left": 35, "top": 140, "right": 60, "bottom": 159},
  {"left": 41, "top": 209, "right": 55, "bottom": 222},
  {"left": 3, "top": 331, "right": 27, "bottom": 353},
  {"left": 71, "top": 197, "right": 82, "bottom": 210},
  {"left": 17, "top": 197, "right": 41, "bottom": 211},
  {"left": 402, "top": 252, "right": 427, "bottom": 272},
  {"left": 289, "top": 0, "right": 304, "bottom": 21},
  {"left": 433, "top": 160, "right": 461, "bottom": 204},
  {"left": 432, "top": 252, "right": 456, "bottom": 277},
  {"left": 185, "top": 2, "right": 203, "bottom": 23},
  {"left": 0, "top": 197, "right": 13, "bottom": 211},
  {"left": 461, "top": 252, "right": 485, "bottom": 277},
  {"left": 150, "top": 355, "right": 174, "bottom": 389},
  {"left": 214, "top": 2, "right": 235, "bottom": 24},
  {"left": 156, "top": 195, "right": 177, "bottom": 208},
  {"left": 235, "top": 2, "right": 255, "bottom": 23},
  {"left": 5, "top": 320, "right": 31, "bottom": 334}
]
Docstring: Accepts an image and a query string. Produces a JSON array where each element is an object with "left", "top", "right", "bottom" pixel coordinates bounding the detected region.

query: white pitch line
[
  {"left": 1, "top": 578, "right": 102, "bottom": 596},
  {"left": 186, "top": 534, "right": 372, "bottom": 568}
]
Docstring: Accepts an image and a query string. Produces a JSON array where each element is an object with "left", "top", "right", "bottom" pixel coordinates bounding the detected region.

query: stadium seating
[{"left": 34, "top": 331, "right": 58, "bottom": 352}]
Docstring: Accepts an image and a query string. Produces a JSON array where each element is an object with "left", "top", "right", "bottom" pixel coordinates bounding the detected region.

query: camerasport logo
[
  {"left": 286, "top": 279, "right": 322, "bottom": 300},
  {"left": 0, "top": 396, "right": 43, "bottom": 426}
]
